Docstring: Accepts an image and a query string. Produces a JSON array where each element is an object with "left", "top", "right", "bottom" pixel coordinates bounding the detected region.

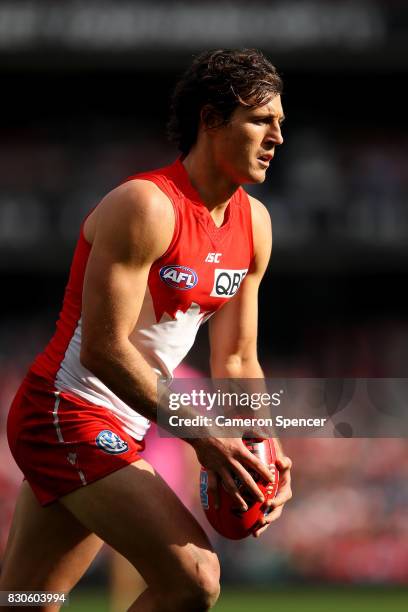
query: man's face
[{"left": 209, "top": 94, "right": 285, "bottom": 184}]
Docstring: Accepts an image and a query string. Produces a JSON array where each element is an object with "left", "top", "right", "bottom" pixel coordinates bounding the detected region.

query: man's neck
[{"left": 182, "top": 148, "right": 239, "bottom": 213}]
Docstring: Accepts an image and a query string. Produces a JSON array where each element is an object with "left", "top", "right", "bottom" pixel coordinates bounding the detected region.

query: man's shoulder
[
  {"left": 99, "top": 178, "right": 174, "bottom": 228},
  {"left": 84, "top": 175, "right": 175, "bottom": 260},
  {"left": 246, "top": 194, "right": 272, "bottom": 232},
  {"left": 113, "top": 177, "right": 171, "bottom": 209}
]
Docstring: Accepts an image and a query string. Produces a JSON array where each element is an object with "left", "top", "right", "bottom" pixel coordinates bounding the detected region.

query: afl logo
[
  {"left": 159, "top": 265, "right": 198, "bottom": 290},
  {"left": 96, "top": 430, "right": 129, "bottom": 454}
]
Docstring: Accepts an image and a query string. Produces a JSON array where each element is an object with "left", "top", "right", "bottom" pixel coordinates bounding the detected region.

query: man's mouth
[{"left": 257, "top": 154, "right": 273, "bottom": 167}]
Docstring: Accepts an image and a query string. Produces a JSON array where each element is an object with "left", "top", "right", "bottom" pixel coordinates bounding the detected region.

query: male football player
[{"left": 1, "top": 49, "right": 292, "bottom": 611}]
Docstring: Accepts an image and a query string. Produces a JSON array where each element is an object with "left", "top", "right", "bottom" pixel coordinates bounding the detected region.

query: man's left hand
[{"left": 252, "top": 453, "right": 292, "bottom": 538}]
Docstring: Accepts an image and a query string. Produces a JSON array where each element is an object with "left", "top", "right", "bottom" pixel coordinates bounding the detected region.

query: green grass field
[{"left": 69, "top": 586, "right": 408, "bottom": 612}]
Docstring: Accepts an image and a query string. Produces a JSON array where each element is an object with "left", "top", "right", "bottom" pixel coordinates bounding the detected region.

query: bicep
[
  {"left": 81, "top": 248, "right": 151, "bottom": 352},
  {"left": 81, "top": 183, "right": 173, "bottom": 356}
]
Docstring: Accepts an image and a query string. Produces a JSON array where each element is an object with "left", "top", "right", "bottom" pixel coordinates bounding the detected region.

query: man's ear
[{"left": 200, "top": 105, "right": 225, "bottom": 131}]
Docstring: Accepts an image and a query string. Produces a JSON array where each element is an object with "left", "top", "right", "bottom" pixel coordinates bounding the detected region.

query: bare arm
[
  {"left": 209, "top": 196, "right": 272, "bottom": 379},
  {"left": 80, "top": 182, "right": 273, "bottom": 508},
  {"left": 80, "top": 179, "right": 174, "bottom": 414},
  {"left": 207, "top": 195, "right": 292, "bottom": 535}
]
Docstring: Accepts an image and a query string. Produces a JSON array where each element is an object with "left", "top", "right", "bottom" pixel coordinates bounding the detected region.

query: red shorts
[{"left": 7, "top": 372, "right": 145, "bottom": 506}]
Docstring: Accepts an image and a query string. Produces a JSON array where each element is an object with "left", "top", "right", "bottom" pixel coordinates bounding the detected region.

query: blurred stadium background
[{"left": 0, "top": 1, "right": 407, "bottom": 610}]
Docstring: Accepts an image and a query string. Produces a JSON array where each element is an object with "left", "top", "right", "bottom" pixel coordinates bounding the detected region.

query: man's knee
[
  {"left": 185, "top": 552, "right": 220, "bottom": 610},
  {"left": 166, "top": 578, "right": 220, "bottom": 611},
  {"left": 158, "top": 552, "right": 220, "bottom": 611},
  {"left": 193, "top": 554, "right": 221, "bottom": 609}
]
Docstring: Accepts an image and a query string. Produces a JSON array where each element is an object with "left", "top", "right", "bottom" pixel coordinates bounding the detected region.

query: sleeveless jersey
[{"left": 30, "top": 158, "right": 254, "bottom": 440}]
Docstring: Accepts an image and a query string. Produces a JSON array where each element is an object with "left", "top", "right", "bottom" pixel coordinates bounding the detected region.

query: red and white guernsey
[{"left": 30, "top": 158, "right": 254, "bottom": 440}]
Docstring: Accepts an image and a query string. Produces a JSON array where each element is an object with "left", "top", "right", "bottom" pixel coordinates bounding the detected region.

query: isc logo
[
  {"left": 210, "top": 269, "right": 248, "bottom": 298},
  {"left": 205, "top": 252, "right": 222, "bottom": 263},
  {"left": 159, "top": 265, "right": 198, "bottom": 290}
]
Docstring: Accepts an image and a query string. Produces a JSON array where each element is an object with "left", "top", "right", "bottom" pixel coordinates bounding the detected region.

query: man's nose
[
  {"left": 265, "top": 121, "right": 283, "bottom": 145},
  {"left": 269, "top": 121, "right": 284, "bottom": 146}
]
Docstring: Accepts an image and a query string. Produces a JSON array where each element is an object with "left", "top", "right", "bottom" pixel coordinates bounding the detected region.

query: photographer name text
[{"left": 167, "top": 415, "right": 327, "bottom": 429}]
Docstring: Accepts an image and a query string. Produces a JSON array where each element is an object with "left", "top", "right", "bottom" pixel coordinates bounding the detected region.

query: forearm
[
  {"left": 81, "top": 341, "right": 227, "bottom": 441},
  {"left": 210, "top": 356, "right": 283, "bottom": 452},
  {"left": 81, "top": 340, "right": 160, "bottom": 420},
  {"left": 210, "top": 355, "right": 264, "bottom": 379}
]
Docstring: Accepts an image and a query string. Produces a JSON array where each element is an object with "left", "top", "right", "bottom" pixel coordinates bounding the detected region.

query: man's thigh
[
  {"left": 0, "top": 481, "right": 103, "bottom": 592},
  {"left": 60, "top": 459, "right": 220, "bottom": 594}
]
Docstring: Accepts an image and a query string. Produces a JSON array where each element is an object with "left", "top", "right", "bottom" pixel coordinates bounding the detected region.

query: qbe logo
[
  {"left": 159, "top": 265, "right": 198, "bottom": 290},
  {"left": 210, "top": 268, "right": 248, "bottom": 298}
]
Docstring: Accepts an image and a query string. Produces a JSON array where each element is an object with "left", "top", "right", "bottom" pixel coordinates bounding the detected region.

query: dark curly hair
[{"left": 167, "top": 48, "right": 283, "bottom": 155}]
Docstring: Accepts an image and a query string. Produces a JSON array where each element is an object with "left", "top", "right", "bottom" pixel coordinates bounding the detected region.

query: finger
[
  {"left": 252, "top": 516, "right": 271, "bottom": 537},
  {"left": 253, "top": 506, "right": 284, "bottom": 537},
  {"left": 269, "top": 486, "right": 292, "bottom": 509},
  {"left": 263, "top": 471, "right": 292, "bottom": 509},
  {"left": 276, "top": 455, "right": 292, "bottom": 471},
  {"left": 219, "top": 468, "right": 248, "bottom": 511},
  {"left": 253, "top": 524, "right": 269, "bottom": 538},
  {"left": 239, "top": 448, "right": 275, "bottom": 484},
  {"left": 263, "top": 505, "right": 284, "bottom": 523},
  {"left": 269, "top": 460, "right": 292, "bottom": 508},
  {"left": 231, "top": 460, "right": 264, "bottom": 504},
  {"left": 206, "top": 469, "right": 220, "bottom": 509}
]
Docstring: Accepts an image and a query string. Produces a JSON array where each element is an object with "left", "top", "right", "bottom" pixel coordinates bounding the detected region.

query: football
[{"left": 200, "top": 438, "right": 279, "bottom": 539}]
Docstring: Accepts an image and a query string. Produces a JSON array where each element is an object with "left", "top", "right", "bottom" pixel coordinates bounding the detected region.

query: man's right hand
[{"left": 190, "top": 437, "right": 274, "bottom": 511}]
